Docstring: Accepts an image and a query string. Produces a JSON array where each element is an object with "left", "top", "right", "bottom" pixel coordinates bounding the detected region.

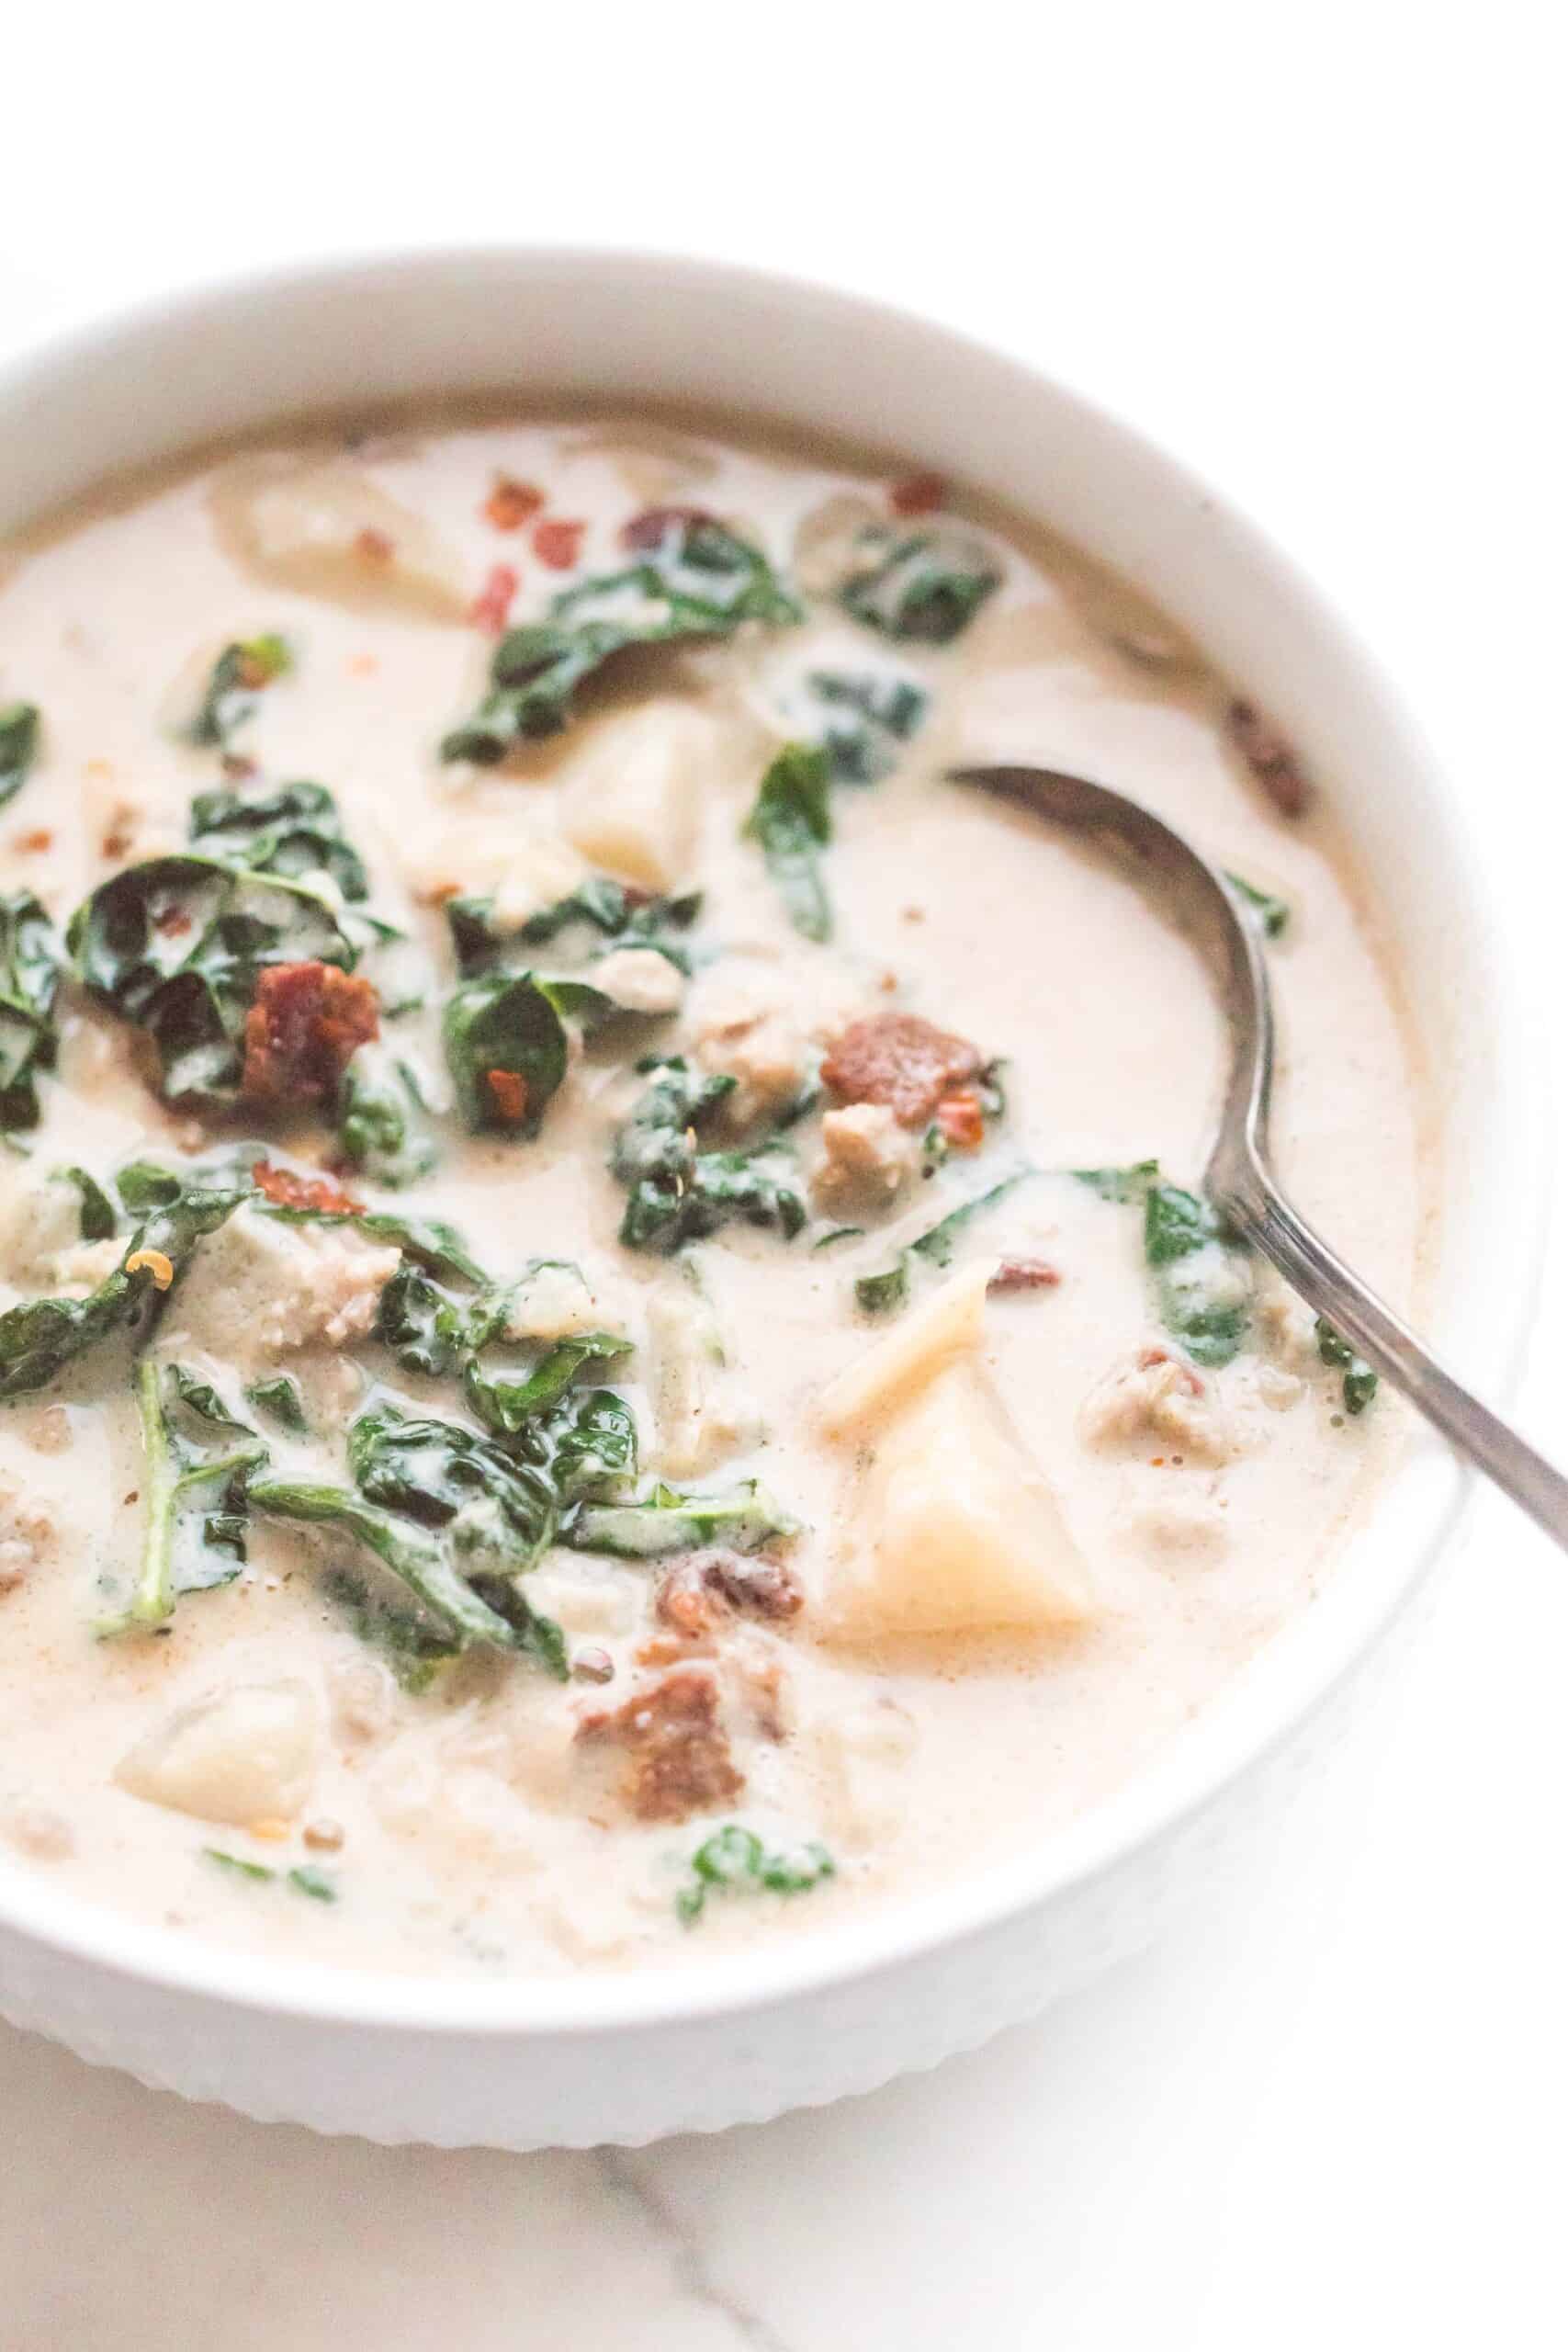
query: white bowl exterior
[{"left": 0, "top": 252, "right": 1540, "bottom": 2147}]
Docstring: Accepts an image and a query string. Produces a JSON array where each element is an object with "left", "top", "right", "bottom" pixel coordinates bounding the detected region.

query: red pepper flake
[
  {"left": 485, "top": 1068, "right": 529, "bottom": 1124},
  {"left": 933, "top": 1089, "right": 986, "bottom": 1149},
  {"left": 13, "top": 828, "right": 52, "bottom": 854},
  {"left": 532, "top": 517, "right": 586, "bottom": 571},
  {"left": 988, "top": 1258, "right": 1061, "bottom": 1294},
  {"left": 154, "top": 907, "right": 194, "bottom": 938},
  {"left": 621, "top": 504, "right": 714, "bottom": 550},
  {"left": 252, "top": 1159, "right": 365, "bottom": 1216},
  {"left": 468, "top": 562, "right": 519, "bottom": 635},
  {"left": 483, "top": 475, "right": 546, "bottom": 531},
  {"left": 220, "top": 751, "right": 259, "bottom": 782},
  {"left": 889, "top": 470, "right": 947, "bottom": 517},
  {"left": 354, "top": 526, "right": 395, "bottom": 567}
]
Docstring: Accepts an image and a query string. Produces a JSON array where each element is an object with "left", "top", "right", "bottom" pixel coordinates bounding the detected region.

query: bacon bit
[
  {"left": 577, "top": 1665, "right": 743, "bottom": 1824},
  {"left": 354, "top": 526, "right": 395, "bottom": 567},
  {"left": 240, "top": 963, "right": 379, "bottom": 1105},
  {"left": 989, "top": 1258, "right": 1062, "bottom": 1294},
  {"left": 637, "top": 1632, "right": 718, "bottom": 1668},
  {"left": 124, "top": 1249, "right": 175, "bottom": 1291},
  {"left": 934, "top": 1089, "right": 986, "bottom": 1149},
  {"left": 303, "top": 1818, "right": 345, "bottom": 1852},
  {"left": 532, "top": 516, "right": 586, "bottom": 571},
  {"left": 220, "top": 751, "right": 259, "bottom": 782},
  {"left": 1224, "top": 697, "right": 1311, "bottom": 819},
  {"left": 820, "top": 1011, "right": 984, "bottom": 1128},
  {"left": 100, "top": 823, "right": 133, "bottom": 860},
  {"left": 484, "top": 1068, "right": 528, "bottom": 1125},
  {"left": 468, "top": 562, "right": 519, "bottom": 635},
  {"left": 154, "top": 907, "right": 194, "bottom": 939},
  {"left": 251, "top": 1159, "right": 364, "bottom": 1216},
  {"left": 13, "top": 828, "right": 52, "bottom": 854},
  {"left": 889, "top": 470, "right": 947, "bottom": 517},
  {"left": 621, "top": 503, "right": 714, "bottom": 550},
  {"left": 483, "top": 475, "right": 545, "bottom": 531}
]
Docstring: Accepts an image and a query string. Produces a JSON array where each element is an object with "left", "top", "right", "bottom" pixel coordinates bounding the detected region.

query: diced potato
[
  {"left": 592, "top": 945, "right": 684, "bottom": 1016},
  {"left": 502, "top": 1259, "right": 610, "bottom": 1342},
  {"left": 824, "top": 1363, "right": 1091, "bottom": 1640},
  {"left": 413, "top": 815, "right": 586, "bottom": 922},
  {"left": 818, "top": 1259, "right": 995, "bottom": 1437},
  {"left": 558, "top": 701, "right": 710, "bottom": 888},
  {"left": 162, "top": 1205, "right": 400, "bottom": 1371},
  {"left": 210, "top": 455, "right": 468, "bottom": 621},
  {"left": 646, "top": 1278, "right": 761, "bottom": 1476},
  {"left": 116, "top": 1679, "right": 319, "bottom": 1826}
]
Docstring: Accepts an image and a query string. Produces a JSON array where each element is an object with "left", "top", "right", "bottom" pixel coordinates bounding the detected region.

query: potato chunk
[
  {"left": 116, "top": 1679, "right": 319, "bottom": 1826},
  {"left": 211, "top": 455, "right": 468, "bottom": 620},
  {"left": 825, "top": 1363, "right": 1090, "bottom": 1640},
  {"left": 558, "top": 701, "right": 708, "bottom": 888},
  {"left": 818, "top": 1259, "right": 994, "bottom": 1436}
]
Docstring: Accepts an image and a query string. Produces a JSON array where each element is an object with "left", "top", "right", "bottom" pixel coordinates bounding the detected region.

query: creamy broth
[{"left": 0, "top": 414, "right": 1427, "bottom": 1975}]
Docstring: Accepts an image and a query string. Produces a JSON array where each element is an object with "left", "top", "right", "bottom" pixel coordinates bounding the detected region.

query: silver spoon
[{"left": 952, "top": 762, "right": 1568, "bottom": 1544}]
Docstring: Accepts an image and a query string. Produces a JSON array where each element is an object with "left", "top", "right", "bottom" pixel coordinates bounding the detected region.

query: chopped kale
[
  {"left": 462, "top": 1330, "right": 631, "bottom": 1436},
  {"left": 288, "top": 1865, "right": 338, "bottom": 1903},
  {"left": 1143, "top": 1183, "right": 1251, "bottom": 1367},
  {"left": 1073, "top": 1159, "right": 1159, "bottom": 1203},
  {"left": 801, "top": 670, "right": 927, "bottom": 783},
  {"left": 323, "top": 1566, "right": 460, "bottom": 1695},
  {"left": 0, "top": 702, "right": 40, "bottom": 810},
  {"left": 0, "top": 890, "right": 62, "bottom": 1134},
  {"left": 61, "top": 1168, "right": 119, "bottom": 1242},
  {"left": 565, "top": 1477, "right": 796, "bottom": 1560},
  {"left": 246, "top": 1374, "right": 309, "bottom": 1433},
  {"left": 840, "top": 526, "right": 1000, "bottom": 644},
  {"left": 443, "top": 970, "right": 604, "bottom": 1137},
  {"left": 1224, "top": 870, "right": 1290, "bottom": 940},
  {"left": 103, "top": 1362, "right": 267, "bottom": 1632},
  {"left": 743, "top": 743, "right": 833, "bottom": 942},
  {"left": 855, "top": 1169, "right": 1034, "bottom": 1314},
  {"left": 441, "top": 512, "right": 800, "bottom": 761},
  {"left": 446, "top": 878, "right": 701, "bottom": 979},
  {"left": 189, "top": 776, "right": 369, "bottom": 901},
  {"left": 185, "top": 635, "right": 292, "bottom": 749},
  {"left": 1315, "top": 1316, "right": 1379, "bottom": 1415},
  {"left": 203, "top": 1847, "right": 276, "bottom": 1883},
  {"left": 611, "top": 1057, "right": 806, "bottom": 1255},
  {"left": 337, "top": 1046, "right": 436, "bottom": 1187},
  {"left": 674, "top": 1823, "right": 835, "bottom": 1925},
  {"left": 202, "top": 1847, "right": 340, "bottom": 1903}
]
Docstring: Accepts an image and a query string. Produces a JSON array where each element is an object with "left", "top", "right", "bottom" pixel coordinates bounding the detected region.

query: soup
[{"left": 0, "top": 413, "right": 1427, "bottom": 1973}]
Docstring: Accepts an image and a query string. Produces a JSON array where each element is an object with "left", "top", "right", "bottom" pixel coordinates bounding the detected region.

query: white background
[{"left": 2, "top": 7, "right": 1565, "bottom": 2345}]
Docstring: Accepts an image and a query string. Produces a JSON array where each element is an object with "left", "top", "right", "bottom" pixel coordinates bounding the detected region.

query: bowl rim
[{"left": 0, "top": 243, "right": 1544, "bottom": 2040}]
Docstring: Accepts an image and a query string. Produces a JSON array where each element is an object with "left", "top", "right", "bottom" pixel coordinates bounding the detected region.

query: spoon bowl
[{"left": 953, "top": 761, "right": 1568, "bottom": 1549}]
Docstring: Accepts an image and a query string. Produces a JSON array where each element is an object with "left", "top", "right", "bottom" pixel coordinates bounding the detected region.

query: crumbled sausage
[
  {"left": 812, "top": 1102, "right": 920, "bottom": 1209},
  {"left": 1079, "top": 1349, "right": 1237, "bottom": 1464},
  {"left": 576, "top": 1665, "right": 744, "bottom": 1824},
  {"left": 1225, "top": 697, "right": 1311, "bottom": 819},
  {"left": 989, "top": 1258, "right": 1061, "bottom": 1294},
  {"left": 654, "top": 1550, "right": 805, "bottom": 1639},
  {"left": 241, "top": 962, "right": 378, "bottom": 1103},
  {"left": 820, "top": 1011, "right": 983, "bottom": 1128},
  {"left": 888, "top": 471, "right": 947, "bottom": 517},
  {"left": 252, "top": 1159, "right": 364, "bottom": 1216}
]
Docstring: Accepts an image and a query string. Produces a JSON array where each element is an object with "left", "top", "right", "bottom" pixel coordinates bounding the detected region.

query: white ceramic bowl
[{"left": 0, "top": 249, "right": 1542, "bottom": 2149}]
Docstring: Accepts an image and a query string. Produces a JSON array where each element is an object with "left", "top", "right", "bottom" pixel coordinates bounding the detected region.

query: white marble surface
[{"left": 3, "top": 8, "right": 1566, "bottom": 2342}]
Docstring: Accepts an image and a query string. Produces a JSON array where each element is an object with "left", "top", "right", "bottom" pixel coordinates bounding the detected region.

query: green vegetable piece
[
  {"left": 463, "top": 1330, "right": 630, "bottom": 1436},
  {"left": 1073, "top": 1159, "right": 1159, "bottom": 1203},
  {"left": 840, "top": 526, "right": 1000, "bottom": 644},
  {"left": 115, "top": 1159, "right": 188, "bottom": 1214},
  {"left": 441, "top": 512, "right": 800, "bottom": 762},
  {"left": 443, "top": 970, "right": 570, "bottom": 1136},
  {"left": 855, "top": 1170, "right": 1032, "bottom": 1313},
  {"left": 802, "top": 670, "right": 927, "bottom": 782},
  {"left": 287, "top": 1866, "right": 337, "bottom": 1903},
  {"left": 0, "top": 1184, "right": 247, "bottom": 1404},
  {"left": 246, "top": 1374, "right": 309, "bottom": 1433},
  {"left": 812, "top": 1226, "right": 864, "bottom": 1250},
  {"left": 61, "top": 1168, "right": 118, "bottom": 1242},
  {"left": 1224, "top": 870, "right": 1290, "bottom": 939},
  {"left": 186, "top": 635, "right": 292, "bottom": 748},
  {"left": 611, "top": 1057, "right": 806, "bottom": 1255},
  {"left": 189, "top": 776, "right": 369, "bottom": 901},
  {"left": 0, "top": 890, "right": 62, "bottom": 1134},
  {"left": 323, "top": 1566, "right": 459, "bottom": 1695},
  {"left": 203, "top": 1847, "right": 276, "bottom": 1883},
  {"left": 68, "top": 854, "right": 366, "bottom": 1102},
  {"left": 1143, "top": 1183, "right": 1250, "bottom": 1367},
  {"left": 446, "top": 877, "right": 701, "bottom": 978},
  {"left": 105, "top": 1360, "right": 267, "bottom": 1633},
  {"left": 1315, "top": 1316, "right": 1379, "bottom": 1415},
  {"left": 676, "top": 1824, "right": 835, "bottom": 1925},
  {"left": 0, "top": 702, "right": 40, "bottom": 811},
  {"left": 566, "top": 1477, "right": 797, "bottom": 1560},
  {"left": 743, "top": 743, "right": 833, "bottom": 942},
  {"left": 337, "top": 1046, "right": 436, "bottom": 1187}
]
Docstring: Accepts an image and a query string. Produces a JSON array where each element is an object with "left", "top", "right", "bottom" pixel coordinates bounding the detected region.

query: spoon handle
[{"left": 1224, "top": 1165, "right": 1568, "bottom": 1547}]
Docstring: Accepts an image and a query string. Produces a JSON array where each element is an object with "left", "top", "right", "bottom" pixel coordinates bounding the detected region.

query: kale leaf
[
  {"left": 1224, "top": 871, "right": 1290, "bottom": 940},
  {"left": 246, "top": 1373, "right": 309, "bottom": 1432},
  {"left": 1315, "top": 1317, "right": 1379, "bottom": 1415},
  {"left": 446, "top": 877, "right": 701, "bottom": 979},
  {"left": 61, "top": 1168, "right": 119, "bottom": 1241},
  {"left": 0, "top": 890, "right": 62, "bottom": 1133},
  {"left": 0, "top": 702, "right": 40, "bottom": 811},
  {"left": 443, "top": 970, "right": 586, "bottom": 1136},
  {"left": 854, "top": 1169, "right": 1034, "bottom": 1314},
  {"left": 675, "top": 1823, "right": 835, "bottom": 1925},
  {"left": 441, "top": 512, "right": 800, "bottom": 761},
  {"left": 840, "top": 526, "right": 1000, "bottom": 644},
  {"left": 1072, "top": 1159, "right": 1159, "bottom": 1203},
  {"left": 185, "top": 635, "right": 292, "bottom": 749},
  {"left": 189, "top": 777, "right": 370, "bottom": 901},
  {"left": 336, "top": 1046, "right": 436, "bottom": 1187},
  {"left": 801, "top": 670, "right": 927, "bottom": 783},
  {"left": 0, "top": 1184, "right": 248, "bottom": 1403},
  {"left": 743, "top": 743, "right": 833, "bottom": 942},
  {"left": 565, "top": 1477, "right": 797, "bottom": 1560},
  {"left": 103, "top": 1362, "right": 268, "bottom": 1632},
  {"left": 1143, "top": 1183, "right": 1251, "bottom": 1367},
  {"left": 611, "top": 1057, "right": 806, "bottom": 1255},
  {"left": 68, "top": 855, "right": 368, "bottom": 1102}
]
